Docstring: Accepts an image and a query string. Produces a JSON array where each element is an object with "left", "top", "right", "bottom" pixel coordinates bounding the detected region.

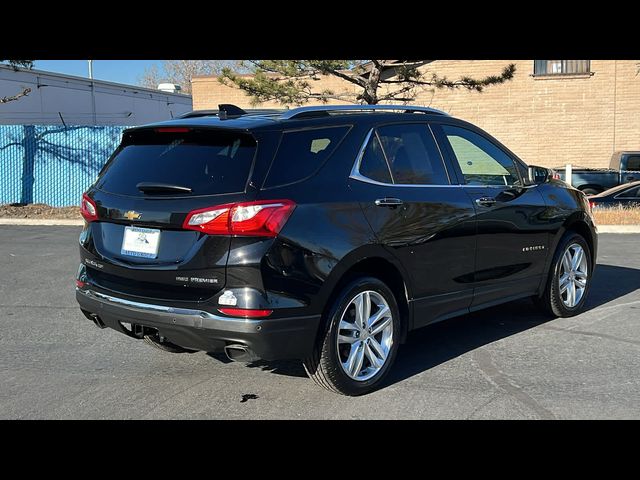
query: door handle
[
  {"left": 475, "top": 196, "right": 497, "bottom": 207},
  {"left": 375, "top": 197, "right": 404, "bottom": 207}
]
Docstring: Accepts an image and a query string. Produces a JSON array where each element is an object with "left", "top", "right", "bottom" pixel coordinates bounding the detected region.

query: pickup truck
[{"left": 555, "top": 151, "right": 640, "bottom": 194}]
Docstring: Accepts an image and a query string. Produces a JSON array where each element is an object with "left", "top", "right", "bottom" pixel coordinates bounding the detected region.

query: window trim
[{"left": 349, "top": 123, "right": 454, "bottom": 187}]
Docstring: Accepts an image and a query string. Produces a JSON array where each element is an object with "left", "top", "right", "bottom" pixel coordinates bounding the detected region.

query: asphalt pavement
[{"left": 1, "top": 226, "right": 639, "bottom": 419}]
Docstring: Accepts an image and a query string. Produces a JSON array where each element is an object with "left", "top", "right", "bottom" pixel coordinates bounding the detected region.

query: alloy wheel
[
  {"left": 559, "top": 243, "right": 589, "bottom": 308},
  {"left": 336, "top": 290, "right": 394, "bottom": 381}
]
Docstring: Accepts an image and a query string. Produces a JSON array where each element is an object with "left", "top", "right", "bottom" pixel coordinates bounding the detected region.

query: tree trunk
[
  {"left": 20, "top": 125, "right": 37, "bottom": 204},
  {"left": 361, "top": 63, "right": 382, "bottom": 104}
]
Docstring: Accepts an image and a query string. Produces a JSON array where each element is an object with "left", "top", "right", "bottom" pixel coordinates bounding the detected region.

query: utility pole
[{"left": 88, "top": 60, "right": 96, "bottom": 124}]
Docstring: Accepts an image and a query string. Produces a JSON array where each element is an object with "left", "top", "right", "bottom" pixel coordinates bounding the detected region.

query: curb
[
  {"left": 597, "top": 225, "right": 640, "bottom": 234},
  {"left": 0, "top": 218, "right": 84, "bottom": 226}
]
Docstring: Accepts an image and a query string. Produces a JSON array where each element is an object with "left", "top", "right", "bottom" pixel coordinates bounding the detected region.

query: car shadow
[
  {"left": 385, "top": 263, "right": 640, "bottom": 388},
  {"left": 205, "top": 264, "right": 640, "bottom": 385},
  {"left": 582, "top": 263, "right": 640, "bottom": 311}
]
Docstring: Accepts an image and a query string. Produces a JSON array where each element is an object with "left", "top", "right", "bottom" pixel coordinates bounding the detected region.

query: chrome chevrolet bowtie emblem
[{"left": 124, "top": 211, "right": 141, "bottom": 221}]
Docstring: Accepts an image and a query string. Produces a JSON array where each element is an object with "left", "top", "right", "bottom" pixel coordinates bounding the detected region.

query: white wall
[{"left": 0, "top": 65, "right": 192, "bottom": 126}]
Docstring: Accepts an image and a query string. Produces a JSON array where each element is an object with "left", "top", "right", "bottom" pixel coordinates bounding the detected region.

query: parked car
[
  {"left": 555, "top": 151, "right": 640, "bottom": 194},
  {"left": 588, "top": 180, "right": 640, "bottom": 209},
  {"left": 76, "top": 104, "right": 597, "bottom": 395}
]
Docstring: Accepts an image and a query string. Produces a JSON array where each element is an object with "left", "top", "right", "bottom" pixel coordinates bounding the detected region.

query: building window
[{"left": 534, "top": 60, "right": 591, "bottom": 75}]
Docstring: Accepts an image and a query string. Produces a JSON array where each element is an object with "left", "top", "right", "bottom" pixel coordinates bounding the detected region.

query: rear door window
[
  {"left": 95, "top": 128, "right": 256, "bottom": 196},
  {"left": 263, "top": 126, "right": 350, "bottom": 188},
  {"left": 376, "top": 124, "right": 450, "bottom": 185}
]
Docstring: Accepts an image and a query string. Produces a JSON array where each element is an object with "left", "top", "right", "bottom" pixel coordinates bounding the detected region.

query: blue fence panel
[{"left": 0, "top": 125, "right": 129, "bottom": 207}]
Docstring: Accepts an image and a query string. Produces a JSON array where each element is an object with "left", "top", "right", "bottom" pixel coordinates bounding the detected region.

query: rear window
[
  {"left": 95, "top": 129, "right": 257, "bottom": 196},
  {"left": 626, "top": 156, "right": 640, "bottom": 171},
  {"left": 263, "top": 126, "right": 350, "bottom": 188}
]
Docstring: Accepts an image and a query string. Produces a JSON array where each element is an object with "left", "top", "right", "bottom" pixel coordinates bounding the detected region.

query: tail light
[
  {"left": 589, "top": 201, "right": 596, "bottom": 211},
  {"left": 183, "top": 200, "right": 295, "bottom": 237},
  {"left": 80, "top": 193, "right": 98, "bottom": 222}
]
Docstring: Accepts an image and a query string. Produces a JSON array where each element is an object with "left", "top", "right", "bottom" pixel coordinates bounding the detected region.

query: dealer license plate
[{"left": 121, "top": 226, "right": 161, "bottom": 259}]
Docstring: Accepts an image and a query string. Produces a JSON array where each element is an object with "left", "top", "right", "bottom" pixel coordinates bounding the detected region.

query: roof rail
[{"left": 279, "top": 104, "right": 448, "bottom": 120}]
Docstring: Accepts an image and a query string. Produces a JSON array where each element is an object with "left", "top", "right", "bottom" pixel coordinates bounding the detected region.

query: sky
[{"left": 34, "top": 60, "right": 160, "bottom": 86}]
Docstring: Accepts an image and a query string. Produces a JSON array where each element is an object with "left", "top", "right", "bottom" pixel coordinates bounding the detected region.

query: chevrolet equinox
[{"left": 76, "top": 104, "right": 597, "bottom": 395}]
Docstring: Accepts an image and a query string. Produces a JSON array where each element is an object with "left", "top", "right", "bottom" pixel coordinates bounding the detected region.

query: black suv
[{"left": 76, "top": 104, "right": 597, "bottom": 395}]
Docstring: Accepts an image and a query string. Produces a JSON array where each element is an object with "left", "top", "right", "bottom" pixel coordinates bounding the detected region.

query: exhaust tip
[
  {"left": 81, "top": 309, "right": 106, "bottom": 329},
  {"left": 224, "top": 344, "right": 258, "bottom": 363},
  {"left": 91, "top": 314, "right": 106, "bottom": 329}
]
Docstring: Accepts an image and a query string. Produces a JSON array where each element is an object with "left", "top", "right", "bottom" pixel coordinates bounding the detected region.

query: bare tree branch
[
  {"left": 0, "top": 142, "right": 21, "bottom": 151},
  {"left": 0, "top": 87, "right": 31, "bottom": 104},
  {"left": 138, "top": 61, "right": 238, "bottom": 94}
]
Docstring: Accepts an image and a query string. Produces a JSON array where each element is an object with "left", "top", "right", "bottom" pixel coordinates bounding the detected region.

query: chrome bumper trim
[{"left": 77, "top": 288, "right": 258, "bottom": 325}]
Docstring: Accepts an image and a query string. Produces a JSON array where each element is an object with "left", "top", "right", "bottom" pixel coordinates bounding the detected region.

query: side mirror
[{"left": 527, "top": 165, "right": 551, "bottom": 185}]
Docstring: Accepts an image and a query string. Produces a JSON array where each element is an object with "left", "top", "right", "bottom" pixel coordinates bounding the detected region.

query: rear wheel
[
  {"left": 580, "top": 187, "right": 601, "bottom": 196},
  {"left": 143, "top": 334, "right": 196, "bottom": 354},
  {"left": 303, "top": 277, "right": 401, "bottom": 396},
  {"left": 535, "top": 232, "right": 592, "bottom": 317}
]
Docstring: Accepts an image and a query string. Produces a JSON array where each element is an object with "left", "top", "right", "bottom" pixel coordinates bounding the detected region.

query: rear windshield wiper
[{"left": 136, "top": 182, "right": 192, "bottom": 194}]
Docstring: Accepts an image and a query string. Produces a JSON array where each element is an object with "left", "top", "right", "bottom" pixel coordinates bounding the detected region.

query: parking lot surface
[{"left": 1, "top": 226, "right": 639, "bottom": 419}]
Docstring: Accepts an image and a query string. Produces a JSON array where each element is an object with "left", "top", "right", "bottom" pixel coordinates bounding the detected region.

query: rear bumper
[{"left": 76, "top": 288, "right": 321, "bottom": 361}]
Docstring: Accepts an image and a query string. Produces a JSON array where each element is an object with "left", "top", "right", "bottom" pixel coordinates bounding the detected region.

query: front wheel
[
  {"left": 536, "top": 232, "right": 592, "bottom": 317},
  {"left": 303, "top": 277, "right": 401, "bottom": 396}
]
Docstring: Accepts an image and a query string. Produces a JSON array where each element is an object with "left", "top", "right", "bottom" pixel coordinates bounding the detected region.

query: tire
[
  {"left": 143, "top": 334, "right": 196, "bottom": 354},
  {"left": 580, "top": 188, "right": 601, "bottom": 196},
  {"left": 535, "top": 232, "right": 592, "bottom": 317},
  {"left": 303, "top": 277, "right": 401, "bottom": 396}
]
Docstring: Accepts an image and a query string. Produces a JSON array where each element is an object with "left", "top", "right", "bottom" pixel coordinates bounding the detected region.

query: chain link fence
[{"left": 0, "top": 125, "right": 129, "bottom": 207}]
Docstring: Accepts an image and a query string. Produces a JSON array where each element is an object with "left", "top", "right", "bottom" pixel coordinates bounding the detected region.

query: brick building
[{"left": 191, "top": 60, "right": 640, "bottom": 169}]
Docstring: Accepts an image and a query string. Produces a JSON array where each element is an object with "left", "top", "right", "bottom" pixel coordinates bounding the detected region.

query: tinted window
[
  {"left": 376, "top": 124, "right": 449, "bottom": 185},
  {"left": 626, "top": 156, "right": 640, "bottom": 171},
  {"left": 441, "top": 125, "right": 520, "bottom": 186},
  {"left": 264, "top": 126, "right": 350, "bottom": 188},
  {"left": 96, "top": 129, "right": 256, "bottom": 196},
  {"left": 618, "top": 186, "right": 640, "bottom": 198},
  {"left": 359, "top": 134, "right": 392, "bottom": 184}
]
